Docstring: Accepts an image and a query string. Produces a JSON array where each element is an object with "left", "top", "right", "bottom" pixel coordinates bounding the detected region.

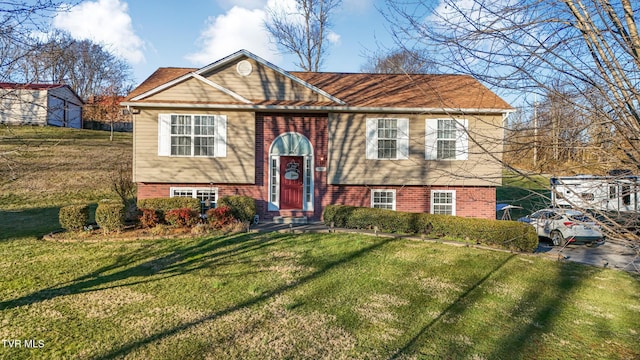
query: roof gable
[{"left": 127, "top": 50, "right": 344, "bottom": 106}]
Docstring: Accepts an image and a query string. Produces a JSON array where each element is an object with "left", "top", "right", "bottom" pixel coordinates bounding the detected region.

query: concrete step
[{"left": 272, "top": 216, "right": 308, "bottom": 225}]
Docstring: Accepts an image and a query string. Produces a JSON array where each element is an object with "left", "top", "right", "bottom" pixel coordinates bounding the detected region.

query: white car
[{"left": 519, "top": 208, "right": 605, "bottom": 246}]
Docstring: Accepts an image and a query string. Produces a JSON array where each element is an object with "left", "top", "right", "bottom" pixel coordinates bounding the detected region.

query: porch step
[{"left": 272, "top": 216, "right": 308, "bottom": 225}]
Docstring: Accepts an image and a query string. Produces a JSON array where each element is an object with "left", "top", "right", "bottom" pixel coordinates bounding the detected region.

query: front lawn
[{"left": 1, "top": 233, "right": 638, "bottom": 359}]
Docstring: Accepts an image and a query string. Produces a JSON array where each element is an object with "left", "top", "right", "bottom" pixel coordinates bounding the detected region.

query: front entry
[{"left": 280, "top": 156, "right": 304, "bottom": 209}]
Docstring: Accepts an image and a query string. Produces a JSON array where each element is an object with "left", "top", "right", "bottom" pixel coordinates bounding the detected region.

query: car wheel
[{"left": 550, "top": 230, "right": 564, "bottom": 246}]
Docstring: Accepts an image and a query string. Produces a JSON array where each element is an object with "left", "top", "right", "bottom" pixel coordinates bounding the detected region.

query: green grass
[
  {"left": 1, "top": 127, "right": 639, "bottom": 359},
  {"left": 497, "top": 170, "right": 551, "bottom": 219},
  {"left": 0, "top": 233, "right": 639, "bottom": 359}
]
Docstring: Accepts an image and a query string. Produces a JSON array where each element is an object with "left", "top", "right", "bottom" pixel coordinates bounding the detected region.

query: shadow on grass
[
  {"left": 0, "top": 207, "right": 61, "bottom": 241},
  {"left": 390, "top": 257, "right": 599, "bottom": 359},
  {"left": 87, "top": 234, "right": 394, "bottom": 359},
  {"left": 0, "top": 231, "right": 282, "bottom": 310}
]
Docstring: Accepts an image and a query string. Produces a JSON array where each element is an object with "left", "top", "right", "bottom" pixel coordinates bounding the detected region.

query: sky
[{"left": 49, "top": 0, "right": 399, "bottom": 86}]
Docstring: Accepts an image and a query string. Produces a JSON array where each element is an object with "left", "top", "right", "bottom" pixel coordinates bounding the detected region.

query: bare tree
[
  {"left": 264, "top": 0, "right": 342, "bottom": 71},
  {"left": 384, "top": 0, "right": 640, "bottom": 243},
  {"left": 19, "top": 30, "right": 133, "bottom": 100},
  {"left": 361, "top": 48, "right": 435, "bottom": 74}
]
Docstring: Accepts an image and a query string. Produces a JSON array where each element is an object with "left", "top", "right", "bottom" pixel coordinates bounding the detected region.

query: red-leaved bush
[
  {"left": 138, "top": 208, "right": 160, "bottom": 228},
  {"left": 206, "top": 206, "right": 236, "bottom": 229},
  {"left": 165, "top": 208, "right": 199, "bottom": 227}
]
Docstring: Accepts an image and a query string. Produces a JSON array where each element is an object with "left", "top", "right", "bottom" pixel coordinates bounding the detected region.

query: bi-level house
[{"left": 122, "top": 49, "right": 512, "bottom": 222}]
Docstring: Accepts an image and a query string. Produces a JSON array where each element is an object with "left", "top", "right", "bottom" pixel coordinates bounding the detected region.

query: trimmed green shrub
[
  {"left": 323, "top": 204, "right": 538, "bottom": 252},
  {"left": 217, "top": 195, "right": 256, "bottom": 223},
  {"left": 165, "top": 208, "right": 200, "bottom": 227},
  {"left": 59, "top": 204, "right": 89, "bottom": 231},
  {"left": 137, "top": 197, "right": 201, "bottom": 214},
  {"left": 95, "top": 201, "right": 126, "bottom": 234}
]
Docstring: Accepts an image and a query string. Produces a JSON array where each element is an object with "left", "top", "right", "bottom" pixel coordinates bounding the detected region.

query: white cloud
[
  {"left": 185, "top": 6, "right": 280, "bottom": 66},
  {"left": 53, "top": 0, "right": 145, "bottom": 64},
  {"left": 327, "top": 31, "right": 341, "bottom": 45}
]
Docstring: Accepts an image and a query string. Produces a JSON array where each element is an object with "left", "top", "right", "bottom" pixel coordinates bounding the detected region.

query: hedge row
[
  {"left": 217, "top": 195, "right": 257, "bottom": 223},
  {"left": 323, "top": 205, "right": 538, "bottom": 252},
  {"left": 137, "top": 197, "right": 201, "bottom": 213}
]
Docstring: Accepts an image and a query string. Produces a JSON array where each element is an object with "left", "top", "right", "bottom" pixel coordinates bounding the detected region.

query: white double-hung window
[
  {"left": 158, "top": 114, "right": 227, "bottom": 157},
  {"left": 371, "top": 189, "right": 396, "bottom": 210},
  {"left": 366, "top": 118, "right": 409, "bottom": 160},
  {"left": 425, "top": 119, "right": 468, "bottom": 160},
  {"left": 431, "top": 190, "right": 456, "bottom": 215}
]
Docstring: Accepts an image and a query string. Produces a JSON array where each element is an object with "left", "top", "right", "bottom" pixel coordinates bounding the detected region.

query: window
[
  {"left": 170, "top": 187, "right": 218, "bottom": 213},
  {"left": 158, "top": 114, "right": 226, "bottom": 157},
  {"left": 371, "top": 190, "right": 396, "bottom": 210},
  {"left": 425, "top": 119, "right": 468, "bottom": 160},
  {"left": 436, "top": 119, "right": 457, "bottom": 159},
  {"left": 366, "top": 118, "right": 409, "bottom": 160},
  {"left": 431, "top": 190, "right": 456, "bottom": 215}
]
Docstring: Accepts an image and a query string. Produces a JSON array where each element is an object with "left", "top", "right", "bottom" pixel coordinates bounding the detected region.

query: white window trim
[
  {"left": 170, "top": 186, "right": 219, "bottom": 208},
  {"left": 158, "top": 114, "right": 227, "bottom": 157},
  {"left": 371, "top": 189, "right": 397, "bottom": 210},
  {"left": 425, "top": 118, "right": 468, "bottom": 161},
  {"left": 366, "top": 118, "right": 409, "bottom": 160},
  {"left": 430, "top": 190, "right": 456, "bottom": 215}
]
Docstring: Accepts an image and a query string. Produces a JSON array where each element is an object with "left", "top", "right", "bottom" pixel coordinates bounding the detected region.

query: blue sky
[{"left": 50, "top": 0, "right": 399, "bottom": 85}]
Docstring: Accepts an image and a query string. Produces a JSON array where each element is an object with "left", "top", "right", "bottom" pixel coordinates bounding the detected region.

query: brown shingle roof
[
  {"left": 124, "top": 67, "right": 195, "bottom": 100},
  {"left": 292, "top": 72, "right": 511, "bottom": 109},
  {"left": 125, "top": 67, "right": 511, "bottom": 110}
]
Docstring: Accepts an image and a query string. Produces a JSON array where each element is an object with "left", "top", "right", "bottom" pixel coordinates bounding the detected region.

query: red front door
[{"left": 280, "top": 156, "right": 304, "bottom": 210}]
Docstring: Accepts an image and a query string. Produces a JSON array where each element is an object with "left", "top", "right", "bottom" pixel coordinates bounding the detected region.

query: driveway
[{"left": 536, "top": 240, "right": 640, "bottom": 272}]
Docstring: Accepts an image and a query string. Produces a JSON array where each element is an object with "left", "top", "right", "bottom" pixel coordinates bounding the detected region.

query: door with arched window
[{"left": 269, "top": 133, "right": 314, "bottom": 211}]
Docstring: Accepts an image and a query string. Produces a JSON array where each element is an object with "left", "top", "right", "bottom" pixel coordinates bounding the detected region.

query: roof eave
[{"left": 120, "top": 101, "right": 512, "bottom": 115}]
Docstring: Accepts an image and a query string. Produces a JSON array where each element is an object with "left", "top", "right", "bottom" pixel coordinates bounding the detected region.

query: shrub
[
  {"left": 165, "top": 208, "right": 200, "bottom": 228},
  {"left": 137, "top": 197, "right": 201, "bottom": 214},
  {"left": 323, "top": 205, "right": 538, "bottom": 252},
  {"left": 206, "top": 206, "right": 236, "bottom": 229},
  {"left": 138, "top": 208, "right": 160, "bottom": 228},
  {"left": 95, "top": 201, "right": 126, "bottom": 234},
  {"left": 59, "top": 204, "right": 89, "bottom": 231},
  {"left": 217, "top": 195, "right": 256, "bottom": 223}
]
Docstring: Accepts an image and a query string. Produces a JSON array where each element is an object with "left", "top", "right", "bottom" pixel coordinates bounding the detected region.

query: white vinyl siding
[
  {"left": 431, "top": 190, "right": 456, "bottom": 215},
  {"left": 158, "top": 114, "right": 227, "bottom": 157},
  {"left": 425, "top": 119, "right": 468, "bottom": 160},
  {"left": 366, "top": 118, "right": 409, "bottom": 160},
  {"left": 371, "top": 189, "right": 396, "bottom": 210}
]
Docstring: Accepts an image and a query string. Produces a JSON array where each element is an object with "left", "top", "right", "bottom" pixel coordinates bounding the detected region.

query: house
[
  {"left": 0, "top": 83, "right": 83, "bottom": 128},
  {"left": 122, "top": 49, "right": 512, "bottom": 222}
]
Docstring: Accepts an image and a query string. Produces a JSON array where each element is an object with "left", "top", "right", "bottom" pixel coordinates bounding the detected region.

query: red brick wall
[{"left": 136, "top": 112, "right": 496, "bottom": 221}]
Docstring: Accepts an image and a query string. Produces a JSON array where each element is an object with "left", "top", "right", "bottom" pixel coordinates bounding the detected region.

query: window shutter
[
  {"left": 425, "top": 119, "right": 438, "bottom": 160},
  {"left": 456, "top": 119, "right": 469, "bottom": 160},
  {"left": 397, "top": 118, "right": 409, "bottom": 159},
  {"left": 215, "top": 115, "right": 227, "bottom": 157},
  {"left": 366, "top": 118, "right": 378, "bottom": 159},
  {"left": 158, "top": 114, "right": 171, "bottom": 156}
]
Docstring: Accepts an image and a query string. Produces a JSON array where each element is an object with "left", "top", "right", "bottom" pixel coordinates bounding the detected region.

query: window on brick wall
[
  {"left": 371, "top": 189, "right": 396, "bottom": 210},
  {"left": 431, "top": 190, "right": 456, "bottom": 215},
  {"left": 170, "top": 187, "right": 218, "bottom": 213}
]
